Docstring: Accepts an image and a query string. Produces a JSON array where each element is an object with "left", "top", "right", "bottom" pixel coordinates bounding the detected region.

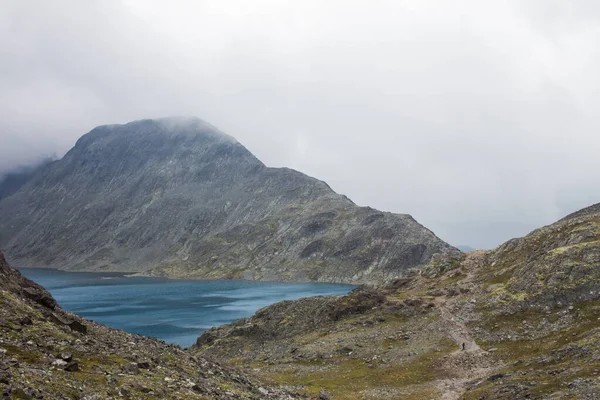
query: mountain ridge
[{"left": 0, "top": 117, "right": 458, "bottom": 284}]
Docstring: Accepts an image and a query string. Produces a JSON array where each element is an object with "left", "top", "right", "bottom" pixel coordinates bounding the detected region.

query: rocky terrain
[
  {"left": 0, "top": 117, "right": 457, "bottom": 284},
  {"left": 193, "top": 203, "right": 600, "bottom": 399},
  {"left": 0, "top": 251, "right": 299, "bottom": 399}
]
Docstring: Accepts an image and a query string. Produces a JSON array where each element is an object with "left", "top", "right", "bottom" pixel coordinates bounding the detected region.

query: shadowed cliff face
[
  {"left": 0, "top": 117, "right": 458, "bottom": 284},
  {"left": 0, "top": 157, "right": 55, "bottom": 201},
  {"left": 0, "top": 251, "right": 57, "bottom": 310}
]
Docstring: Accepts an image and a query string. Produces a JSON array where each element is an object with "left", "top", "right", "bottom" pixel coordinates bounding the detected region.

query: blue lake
[{"left": 18, "top": 268, "right": 354, "bottom": 348}]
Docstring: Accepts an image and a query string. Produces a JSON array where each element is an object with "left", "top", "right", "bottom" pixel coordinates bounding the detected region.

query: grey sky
[{"left": 1, "top": 0, "right": 599, "bottom": 249}]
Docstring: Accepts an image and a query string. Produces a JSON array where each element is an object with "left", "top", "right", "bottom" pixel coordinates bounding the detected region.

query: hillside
[
  {"left": 0, "top": 157, "right": 55, "bottom": 201},
  {"left": 0, "top": 251, "right": 297, "bottom": 399},
  {"left": 0, "top": 117, "right": 457, "bottom": 284},
  {"left": 193, "top": 203, "right": 600, "bottom": 399}
]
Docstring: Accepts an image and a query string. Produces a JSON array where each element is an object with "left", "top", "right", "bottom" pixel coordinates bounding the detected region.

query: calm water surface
[{"left": 19, "top": 268, "right": 354, "bottom": 348}]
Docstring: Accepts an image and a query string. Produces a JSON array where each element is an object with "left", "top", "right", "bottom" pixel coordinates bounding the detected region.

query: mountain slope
[
  {"left": 0, "top": 252, "right": 296, "bottom": 399},
  {"left": 0, "top": 117, "right": 457, "bottom": 283},
  {"left": 193, "top": 202, "right": 600, "bottom": 399},
  {"left": 0, "top": 157, "right": 55, "bottom": 200}
]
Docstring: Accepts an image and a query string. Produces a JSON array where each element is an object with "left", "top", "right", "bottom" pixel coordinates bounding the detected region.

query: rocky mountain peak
[
  {"left": 0, "top": 117, "right": 457, "bottom": 284},
  {"left": 68, "top": 116, "right": 263, "bottom": 172}
]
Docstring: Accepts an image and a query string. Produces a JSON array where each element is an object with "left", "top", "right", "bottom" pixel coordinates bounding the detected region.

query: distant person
[{"left": 462, "top": 342, "right": 466, "bottom": 351}]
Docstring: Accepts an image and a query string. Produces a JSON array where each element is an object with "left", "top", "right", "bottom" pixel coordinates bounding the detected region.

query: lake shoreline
[
  {"left": 18, "top": 267, "right": 354, "bottom": 348},
  {"left": 16, "top": 265, "right": 361, "bottom": 286}
]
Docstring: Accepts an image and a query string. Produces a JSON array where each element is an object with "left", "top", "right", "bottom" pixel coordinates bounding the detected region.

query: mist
[
  {"left": 0, "top": 155, "right": 56, "bottom": 200},
  {"left": 1, "top": 0, "right": 600, "bottom": 248}
]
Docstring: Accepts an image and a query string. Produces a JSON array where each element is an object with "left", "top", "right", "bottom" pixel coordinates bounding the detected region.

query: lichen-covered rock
[
  {"left": 195, "top": 287, "right": 387, "bottom": 353},
  {"left": 482, "top": 201, "right": 600, "bottom": 311}
]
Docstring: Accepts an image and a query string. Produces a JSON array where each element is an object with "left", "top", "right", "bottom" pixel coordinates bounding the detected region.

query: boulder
[{"left": 64, "top": 362, "right": 79, "bottom": 372}]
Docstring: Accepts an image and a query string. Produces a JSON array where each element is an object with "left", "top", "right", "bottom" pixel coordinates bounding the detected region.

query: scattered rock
[
  {"left": 68, "top": 320, "right": 88, "bottom": 334},
  {"left": 51, "top": 359, "right": 67, "bottom": 367},
  {"left": 0, "top": 371, "right": 11, "bottom": 384},
  {"left": 21, "top": 287, "right": 56, "bottom": 310},
  {"left": 318, "top": 390, "right": 330, "bottom": 400},
  {"left": 10, "top": 388, "right": 33, "bottom": 400},
  {"left": 121, "top": 363, "right": 139, "bottom": 375},
  {"left": 191, "top": 384, "right": 204, "bottom": 393},
  {"left": 64, "top": 362, "right": 79, "bottom": 372},
  {"left": 488, "top": 373, "right": 505, "bottom": 382}
]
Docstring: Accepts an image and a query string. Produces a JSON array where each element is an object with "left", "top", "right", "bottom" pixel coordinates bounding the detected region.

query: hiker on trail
[{"left": 462, "top": 342, "right": 466, "bottom": 351}]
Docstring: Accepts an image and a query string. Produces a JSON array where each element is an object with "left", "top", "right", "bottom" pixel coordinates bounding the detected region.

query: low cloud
[{"left": 1, "top": 0, "right": 599, "bottom": 248}]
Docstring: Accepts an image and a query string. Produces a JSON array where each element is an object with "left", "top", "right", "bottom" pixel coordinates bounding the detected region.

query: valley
[
  {"left": 193, "top": 204, "right": 600, "bottom": 399},
  {"left": 1, "top": 119, "right": 599, "bottom": 399},
  {"left": 2, "top": 201, "right": 599, "bottom": 399}
]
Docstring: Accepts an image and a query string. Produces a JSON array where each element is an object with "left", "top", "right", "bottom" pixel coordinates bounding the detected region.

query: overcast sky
[{"left": 1, "top": 1, "right": 599, "bottom": 249}]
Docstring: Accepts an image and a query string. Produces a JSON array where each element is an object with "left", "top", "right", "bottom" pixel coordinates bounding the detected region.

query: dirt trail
[
  {"left": 432, "top": 251, "right": 499, "bottom": 399},
  {"left": 432, "top": 303, "right": 494, "bottom": 400},
  {"left": 439, "top": 303, "right": 481, "bottom": 353}
]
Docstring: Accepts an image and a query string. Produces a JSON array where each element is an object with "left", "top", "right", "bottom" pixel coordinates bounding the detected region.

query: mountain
[
  {"left": 457, "top": 245, "right": 476, "bottom": 252},
  {"left": 0, "top": 156, "right": 55, "bottom": 200},
  {"left": 0, "top": 252, "right": 296, "bottom": 399},
  {"left": 0, "top": 117, "right": 457, "bottom": 284},
  {"left": 2, "top": 186, "right": 599, "bottom": 399},
  {"left": 193, "top": 202, "right": 600, "bottom": 399}
]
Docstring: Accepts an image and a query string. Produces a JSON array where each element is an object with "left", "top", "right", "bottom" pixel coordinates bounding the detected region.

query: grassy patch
[
  {"left": 260, "top": 340, "right": 455, "bottom": 399},
  {"left": 2, "top": 343, "right": 43, "bottom": 364},
  {"left": 469, "top": 299, "right": 600, "bottom": 398}
]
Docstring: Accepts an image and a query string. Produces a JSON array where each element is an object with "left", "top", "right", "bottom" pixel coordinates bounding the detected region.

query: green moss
[
  {"left": 468, "top": 298, "right": 600, "bottom": 398},
  {"left": 549, "top": 239, "right": 600, "bottom": 256},
  {"left": 260, "top": 338, "right": 455, "bottom": 399},
  {"left": 484, "top": 284, "right": 528, "bottom": 304},
  {"left": 2, "top": 343, "right": 43, "bottom": 364},
  {"left": 487, "top": 267, "right": 515, "bottom": 285}
]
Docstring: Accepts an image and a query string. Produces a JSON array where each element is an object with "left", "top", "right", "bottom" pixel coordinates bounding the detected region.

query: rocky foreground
[
  {"left": 194, "top": 203, "right": 600, "bottom": 399},
  {"left": 0, "top": 252, "right": 298, "bottom": 400}
]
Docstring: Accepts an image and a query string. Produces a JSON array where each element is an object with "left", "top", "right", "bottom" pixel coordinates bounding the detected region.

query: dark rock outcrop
[
  {"left": 0, "top": 157, "right": 55, "bottom": 201},
  {"left": 0, "top": 117, "right": 458, "bottom": 284},
  {"left": 0, "top": 252, "right": 56, "bottom": 310},
  {"left": 195, "top": 287, "right": 387, "bottom": 350}
]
